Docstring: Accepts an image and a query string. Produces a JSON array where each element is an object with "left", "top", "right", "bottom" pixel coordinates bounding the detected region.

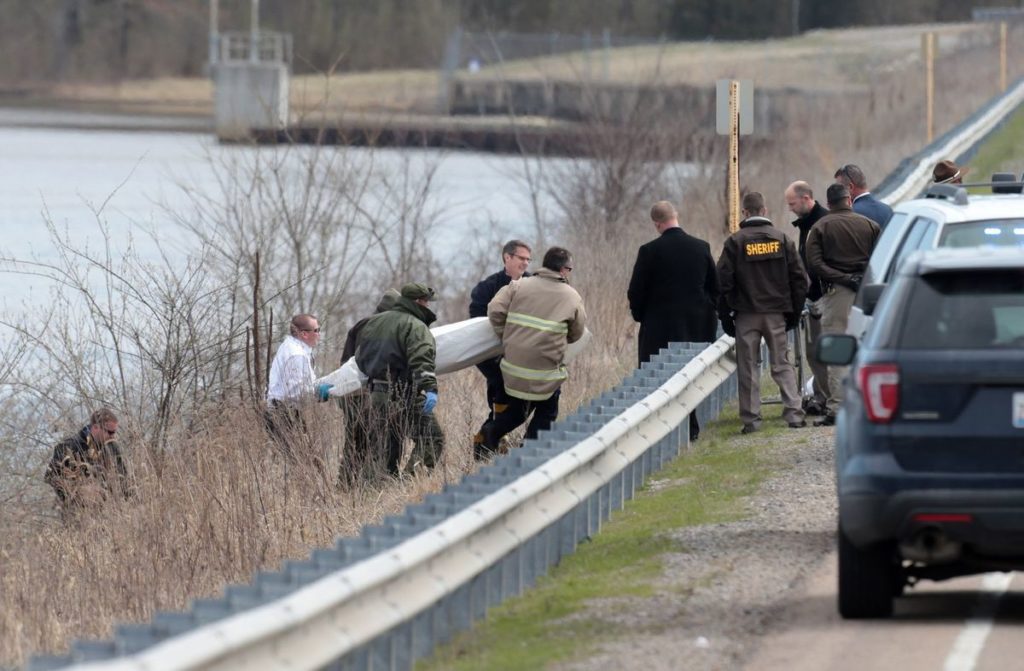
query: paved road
[{"left": 744, "top": 559, "right": 1024, "bottom": 671}]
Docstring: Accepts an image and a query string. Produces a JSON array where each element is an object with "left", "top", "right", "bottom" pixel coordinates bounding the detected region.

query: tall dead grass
[{"left": 2, "top": 23, "right": 1023, "bottom": 668}]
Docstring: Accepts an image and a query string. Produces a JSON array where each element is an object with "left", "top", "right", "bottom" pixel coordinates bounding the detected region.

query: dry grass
[
  {"left": 23, "top": 20, "right": 1009, "bottom": 117},
  {"left": 3, "top": 19, "right": 1024, "bottom": 668},
  {"left": 473, "top": 22, "right": 986, "bottom": 90}
]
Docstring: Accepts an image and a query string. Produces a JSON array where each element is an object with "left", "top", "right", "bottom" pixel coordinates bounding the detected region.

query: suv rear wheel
[{"left": 838, "top": 525, "right": 896, "bottom": 618}]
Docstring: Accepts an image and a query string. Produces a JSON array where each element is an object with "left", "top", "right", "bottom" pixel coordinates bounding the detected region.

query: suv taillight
[{"left": 858, "top": 364, "right": 900, "bottom": 423}]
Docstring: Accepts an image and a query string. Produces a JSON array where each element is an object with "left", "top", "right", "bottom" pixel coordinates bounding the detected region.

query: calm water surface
[{"left": 0, "top": 126, "right": 565, "bottom": 305}]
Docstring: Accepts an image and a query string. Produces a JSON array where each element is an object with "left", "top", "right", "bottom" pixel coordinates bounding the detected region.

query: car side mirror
[
  {"left": 860, "top": 283, "right": 886, "bottom": 316},
  {"left": 815, "top": 334, "right": 858, "bottom": 366}
]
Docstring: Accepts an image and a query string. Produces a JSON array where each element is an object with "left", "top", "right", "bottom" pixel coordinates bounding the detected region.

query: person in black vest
[
  {"left": 785, "top": 180, "right": 830, "bottom": 415},
  {"left": 627, "top": 200, "right": 718, "bottom": 441}
]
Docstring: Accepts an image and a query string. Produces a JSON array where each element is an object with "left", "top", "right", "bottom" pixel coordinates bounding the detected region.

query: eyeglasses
[
  {"left": 301, "top": 328, "right": 321, "bottom": 333},
  {"left": 513, "top": 254, "right": 531, "bottom": 263}
]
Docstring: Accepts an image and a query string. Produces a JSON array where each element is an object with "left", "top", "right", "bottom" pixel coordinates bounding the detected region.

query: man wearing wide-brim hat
[
  {"left": 354, "top": 282, "right": 444, "bottom": 477},
  {"left": 932, "top": 159, "right": 969, "bottom": 185}
]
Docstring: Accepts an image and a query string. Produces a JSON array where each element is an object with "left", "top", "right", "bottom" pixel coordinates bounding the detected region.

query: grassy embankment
[
  {"left": 964, "top": 105, "right": 1024, "bottom": 190},
  {"left": 2, "top": 18, "right": 1021, "bottom": 668},
  {"left": 28, "top": 22, "right": 981, "bottom": 119},
  {"left": 419, "top": 407, "right": 803, "bottom": 671}
]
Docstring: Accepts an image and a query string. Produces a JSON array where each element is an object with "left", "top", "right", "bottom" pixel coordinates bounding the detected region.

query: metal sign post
[
  {"left": 727, "top": 81, "right": 741, "bottom": 232},
  {"left": 716, "top": 79, "right": 753, "bottom": 233},
  {"left": 1001, "top": 22, "right": 1008, "bottom": 93},
  {"left": 923, "top": 32, "right": 935, "bottom": 143}
]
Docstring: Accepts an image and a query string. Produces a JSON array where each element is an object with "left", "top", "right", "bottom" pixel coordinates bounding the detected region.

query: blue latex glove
[
  {"left": 423, "top": 390, "right": 438, "bottom": 414},
  {"left": 316, "top": 383, "right": 334, "bottom": 402}
]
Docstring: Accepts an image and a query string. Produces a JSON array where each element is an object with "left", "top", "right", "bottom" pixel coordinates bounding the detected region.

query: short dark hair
[
  {"left": 90, "top": 408, "right": 118, "bottom": 426},
  {"left": 742, "top": 191, "right": 765, "bottom": 213},
  {"left": 502, "top": 239, "right": 531, "bottom": 258},
  {"left": 834, "top": 164, "right": 867, "bottom": 189},
  {"left": 542, "top": 246, "right": 572, "bottom": 272},
  {"left": 826, "top": 183, "right": 851, "bottom": 205}
]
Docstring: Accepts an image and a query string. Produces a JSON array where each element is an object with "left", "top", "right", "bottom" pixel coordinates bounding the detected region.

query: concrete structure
[{"left": 213, "top": 31, "right": 291, "bottom": 142}]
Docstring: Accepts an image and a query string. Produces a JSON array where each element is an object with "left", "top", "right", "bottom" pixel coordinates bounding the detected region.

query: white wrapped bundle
[{"left": 316, "top": 317, "right": 591, "bottom": 397}]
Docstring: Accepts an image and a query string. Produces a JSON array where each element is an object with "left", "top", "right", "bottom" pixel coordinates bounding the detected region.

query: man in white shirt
[{"left": 265, "top": 313, "right": 332, "bottom": 448}]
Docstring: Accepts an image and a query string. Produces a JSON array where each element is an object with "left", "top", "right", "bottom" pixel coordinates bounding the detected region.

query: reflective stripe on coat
[{"left": 488, "top": 268, "right": 586, "bottom": 401}]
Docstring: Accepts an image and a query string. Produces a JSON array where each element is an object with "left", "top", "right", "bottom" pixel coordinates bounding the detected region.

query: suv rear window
[
  {"left": 939, "top": 220, "right": 1024, "bottom": 248},
  {"left": 899, "top": 270, "right": 1024, "bottom": 349}
]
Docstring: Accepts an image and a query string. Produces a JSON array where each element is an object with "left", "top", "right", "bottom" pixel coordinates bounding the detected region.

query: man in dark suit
[
  {"left": 835, "top": 164, "right": 893, "bottom": 230},
  {"left": 628, "top": 200, "right": 719, "bottom": 440}
]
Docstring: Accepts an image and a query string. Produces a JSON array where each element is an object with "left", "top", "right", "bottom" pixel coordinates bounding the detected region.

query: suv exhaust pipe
[{"left": 900, "top": 527, "right": 962, "bottom": 563}]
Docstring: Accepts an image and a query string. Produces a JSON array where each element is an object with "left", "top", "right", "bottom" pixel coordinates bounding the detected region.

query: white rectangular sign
[{"left": 716, "top": 79, "right": 754, "bottom": 136}]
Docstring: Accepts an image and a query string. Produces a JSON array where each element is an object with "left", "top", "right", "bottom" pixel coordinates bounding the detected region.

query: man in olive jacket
[
  {"left": 717, "top": 192, "right": 808, "bottom": 434},
  {"left": 355, "top": 283, "right": 444, "bottom": 476},
  {"left": 483, "top": 246, "right": 586, "bottom": 456},
  {"left": 628, "top": 200, "right": 718, "bottom": 440}
]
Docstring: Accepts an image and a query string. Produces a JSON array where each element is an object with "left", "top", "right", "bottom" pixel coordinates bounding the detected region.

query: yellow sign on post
[{"left": 716, "top": 79, "right": 752, "bottom": 233}]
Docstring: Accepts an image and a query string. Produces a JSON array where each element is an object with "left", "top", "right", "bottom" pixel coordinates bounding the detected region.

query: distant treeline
[{"left": 0, "top": 0, "right": 1017, "bottom": 83}]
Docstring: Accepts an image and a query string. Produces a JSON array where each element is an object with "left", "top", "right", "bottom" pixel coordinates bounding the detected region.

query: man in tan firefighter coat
[{"left": 482, "top": 246, "right": 586, "bottom": 456}]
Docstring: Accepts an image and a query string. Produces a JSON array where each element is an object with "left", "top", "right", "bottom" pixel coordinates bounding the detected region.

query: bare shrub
[{"left": 3, "top": 23, "right": 1024, "bottom": 668}]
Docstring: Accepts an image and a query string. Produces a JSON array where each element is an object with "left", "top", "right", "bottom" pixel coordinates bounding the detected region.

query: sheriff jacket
[
  {"left": 805, "top": 205, "right": 881, "bottom": 285},
  {"left": 717, "top": 216, "right": 808, "bottom": 316},
  {"left": 488, "top": 268, "right": 586, "bottom": 402}
]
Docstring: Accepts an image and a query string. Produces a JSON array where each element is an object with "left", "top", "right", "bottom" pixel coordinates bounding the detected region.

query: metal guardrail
[
  {"left": 875, "top": 76, "right": 1024, "bottom": 204},
  {"left": 29, "top": 340, "right": 737, "bottom": 671}
]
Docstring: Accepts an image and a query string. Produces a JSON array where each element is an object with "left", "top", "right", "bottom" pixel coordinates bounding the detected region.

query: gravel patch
[{"left": 554, "top": 426, "right": 837, "bottom": 671}]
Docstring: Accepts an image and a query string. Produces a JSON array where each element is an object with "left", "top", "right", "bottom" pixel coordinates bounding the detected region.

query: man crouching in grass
[{"left": 44, "top": 407, "right": 131, "bottom": 520}]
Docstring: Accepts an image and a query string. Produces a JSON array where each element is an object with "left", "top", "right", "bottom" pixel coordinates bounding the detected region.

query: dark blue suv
[{"left": 817, "top": 247, "right": 1024, "bottom": 618}]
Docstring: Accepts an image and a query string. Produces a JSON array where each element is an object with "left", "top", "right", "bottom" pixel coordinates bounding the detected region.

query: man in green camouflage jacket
[{"left": 354, "top": 283, "right": 444, "bottom": 477}]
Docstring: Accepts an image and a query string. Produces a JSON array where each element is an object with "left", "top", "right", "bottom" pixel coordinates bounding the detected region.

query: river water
[{"left": 0, "top": 125, "right": 568, "bottom": 306}]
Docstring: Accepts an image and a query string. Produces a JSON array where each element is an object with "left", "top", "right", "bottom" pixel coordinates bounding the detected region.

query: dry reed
[{"left": 3, "top": 23, "right": 1024, "bottom": 668}]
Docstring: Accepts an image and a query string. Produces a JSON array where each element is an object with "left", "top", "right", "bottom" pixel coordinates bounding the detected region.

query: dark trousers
[
  {"left": 473, "top": 359, "right": 511, "bottom": 459},
  {"left": 368, "top": 387, "right": 445, "bottom": 476},
  {"left": 338, "top": 393, "right": 373, "bottom": 486},
  {"left": 482, "top": 389, "right": 560, "bottom": 451}
]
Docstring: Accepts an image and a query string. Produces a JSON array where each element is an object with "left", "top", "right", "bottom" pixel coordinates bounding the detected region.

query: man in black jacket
[
  {"left": 45, "top": 408, "right": 130, "bottom": 515},
  {"left": 628, "top": 200, "right": 718, "bottom": 441},
  {"left": 468, "top": 239, "right": 531, "bottom": 460},
  {"left": 717, "top": 192, "right": 808, "bottom": 434},
  {"left": 785, "top": 180, "right": 830, "bottom": 415}
]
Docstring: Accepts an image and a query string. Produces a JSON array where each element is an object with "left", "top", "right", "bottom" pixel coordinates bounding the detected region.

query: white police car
[{"left": 847, "top": 175, "right": 1024, "bottom": 339}]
